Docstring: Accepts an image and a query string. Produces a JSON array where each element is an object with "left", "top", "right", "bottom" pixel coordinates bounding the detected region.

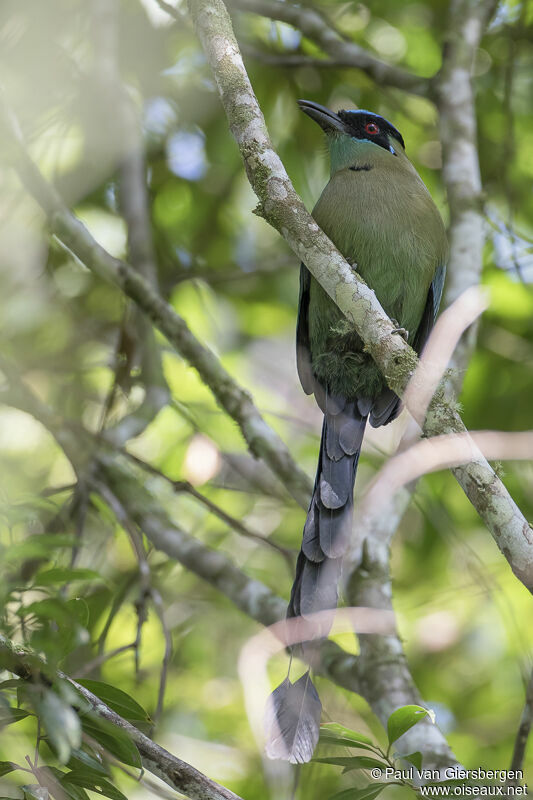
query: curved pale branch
[
  {"left": 189, "top": 0, "right": 533, "bottom": 590},
  {"left": 0, "top": 371, "right": 458, "bottom": 770},
  {"left": 102, "top": 453, "right": 459, "bottom": 770}
]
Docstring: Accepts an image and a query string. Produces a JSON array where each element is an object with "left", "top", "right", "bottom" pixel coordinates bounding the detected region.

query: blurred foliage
[{"left": 0, "top": 0, "right": 533, "bottom": 799}]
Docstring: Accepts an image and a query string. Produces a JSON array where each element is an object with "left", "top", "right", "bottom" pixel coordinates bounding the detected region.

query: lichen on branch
[{"left": 189, "top": 0, "right": 533, "bottom": 591}]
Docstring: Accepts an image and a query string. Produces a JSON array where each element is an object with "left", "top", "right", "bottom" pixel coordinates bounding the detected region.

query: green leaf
[
  {"left": 0, "top": 761, "right": 17, "bottom": 777},
  {"left": 80, "top": 714, "right": 141, "bottom": 768},
  {"left": 3, "top": 534, "right": 76, "bottom": 564},
  {"left": 320, "top": 724, "right": 373, "bottom": 745},
  {"left": 22, "top": 786, "right": 49, "bottom": 800},
  {"left": 319, "top": 734, "right": 378, "bottom": 752},
  {"left": 403, "top": 751, "right": 423, "bottom": 771},
  {"left": 66, "top": 598, "right": 90, "bottom": 628},
  {"left": 342, "top": 757, "right": 389, "bottom": 774},
  {"left": 329, "top": 786, "right": 388, "bottom": 800},
  {"left": 0, "top": 706, "right": 30, "bottom": 728},
  {"left": 68, "top": 748, "right": 109, "bottom": 777},
  {"left": 63, "top": 769, "right": 128, "bottom": 800},
  {"left": 32, "top": 688, "right": 81, "bottom": 764},
  {"left": 60, "top": 784, "right": 90, "bottom": 800},
  {"left": 34, "top": 567, "right": 102, "bottom": 586},
  {"left": 20, "top": 599, "right": 90, "bottom": 658},
  {"left": 0, "top": 678, "right": 23, "bottom": 689},
  {"left": 77, "top": 680, "right": 151, "bottom": 729},
  {"left": 314, "top": 756, "right": 387, "bottom": 771},
  {"left": 56, "top": 680, "right": 92, "bottom": 716},
  {"left": 387, "top": 705, "right": 430, "bottom": 745},
  {"left": 35, "top": 766, "right": 89, "bottom": 800},
  {"left": 19, "top": 598, "right": 77, "bottom": 626}
]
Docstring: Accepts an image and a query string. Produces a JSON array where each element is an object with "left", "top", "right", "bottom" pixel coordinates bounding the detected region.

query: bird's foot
[{"left": 390, "top": 321, "right": 409, "bottom": 341}]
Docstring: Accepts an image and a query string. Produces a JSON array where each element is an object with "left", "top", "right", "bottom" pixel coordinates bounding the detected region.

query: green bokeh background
[{"left": 0, "top": 0, "right": 532, "bottom": 798}]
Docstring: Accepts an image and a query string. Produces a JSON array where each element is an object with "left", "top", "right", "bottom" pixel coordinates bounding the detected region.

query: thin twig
[
  {"left": 0, "top": 369, "right": 459, "bottom": 768},
  {"left": 0, "top": 104, "right": 313, "bottom": 507},
  {"left": 72, "top": 643, "right": 137, "bottom": 679},
  {"left": 509, "top": 665, "right": 533, "bottom": 778},
  {"left": 149, "top": 587, "right": 172, "bottom": 729},
  {"left": 124, "top": 449, "right": 296, "bottom": 567},
  {"left": 93, "top": 480, "right": 172, "bottom": 728},
  {"left": 0, "top": 633, "right": 243, "bottom": 800},
  {"left": 94, "top": 481, "right": 152, "bottom": 673}
]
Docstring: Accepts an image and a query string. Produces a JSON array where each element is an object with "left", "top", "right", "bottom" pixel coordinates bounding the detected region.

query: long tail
[
  {"left": 288, "top": 400, "right": 367, "bottom": 623},
  {"left": 265, "top": 400, "right": 367, "bottom": 764}
]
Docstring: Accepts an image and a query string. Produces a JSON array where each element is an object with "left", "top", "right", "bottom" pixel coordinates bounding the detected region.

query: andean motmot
[{"left": 266, "top": 101, "right": 448, "bottom": 763}]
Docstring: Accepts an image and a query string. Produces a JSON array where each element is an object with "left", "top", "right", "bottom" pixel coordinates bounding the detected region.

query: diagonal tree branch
[
  {"left": 227, "top": 0, "right": 433, "bottom": 97},
  {"left": 0, "top": 103, "right": 312, "bottom": 510},
  {"left": 0, "top": 369, "right": 458, "bottom": 770},
  {"left": 97, "top": 453, "right": 459, "bottom": 770},
  {"left": 190, "top": 5, "right": 529, "bottom": 775},
  {"left": 344, "top": 0, "right": 506, "bottom": 703},
  {"left": 188, "top": 0, "right": 533, "bottom": 592},
  {"left": 0, "top": 635, "right": 244, "bottom": 800},
  {"left": 124, "top": 450, "right": 295, "bottom": 565},
  {"left": 0, "top": 364, "right": 361, "bottom": 696},
  {"left": 4, "top": 40, "right": 531, "bottom": 589}
]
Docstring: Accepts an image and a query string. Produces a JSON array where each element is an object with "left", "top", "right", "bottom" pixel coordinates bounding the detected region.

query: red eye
[{"left": 365, "top": 122, "right": 379, "bottom": 135}]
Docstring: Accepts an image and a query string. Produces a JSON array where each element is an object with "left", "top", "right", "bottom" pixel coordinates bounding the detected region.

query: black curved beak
[{"left": 297, "top": 99, "right": 347, "bottom": 134}]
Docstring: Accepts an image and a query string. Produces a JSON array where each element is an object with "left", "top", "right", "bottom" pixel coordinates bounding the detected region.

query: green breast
[{"left": 307, "top": 150, "right": 447, "bottom": 400}]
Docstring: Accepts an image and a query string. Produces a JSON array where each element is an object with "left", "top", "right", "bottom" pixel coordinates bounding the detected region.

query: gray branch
[
  {"left": 72, "top": 680, "right": 239, "bottom": 800},
  {"left": 99, "top": 452, "right": 459, "bottom": 770},
  {"left": 342, "top": 0, "right": 503, "bottom": 764},
  {"left": 430, "top": 0, "right": 533, "bottom": 586},
  {"left": 92, "top": 0, "right": 169, "bottom": 445},
  {"left": 0, "top": 366, "right": 358, "bottom": 696},
  {"left": 437, "top": 0, "right": 498, "bottom": 386},
  {"left": 346, "top": 525, "right": 458, "bottom": 772},
  {"left": 0, "top": 370, "right": 457, "bottom": 770},
  {"left": 188, "top": 0, "right": 533, "bottom": 592},
  {"left": 0, "top": 103, "right": 312, "bottom": 510},
  {"left": 0, "top": 635, "right": 244, "bottom": 800},
  {"left": 227, "top": 0, "right": 433, "bottom": 96},
  {"left": 509, "top": 666, "right": 533, "bottom": 777}
]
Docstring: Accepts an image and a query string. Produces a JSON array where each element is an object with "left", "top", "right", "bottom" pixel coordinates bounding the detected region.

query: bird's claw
[{"left": 391, "top": 325, "right": 409, "bottom": 341}]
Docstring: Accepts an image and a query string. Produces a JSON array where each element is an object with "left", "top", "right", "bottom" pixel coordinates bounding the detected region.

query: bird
[{"left": 265, "top": 100, "right": 448, "bottom": 764}]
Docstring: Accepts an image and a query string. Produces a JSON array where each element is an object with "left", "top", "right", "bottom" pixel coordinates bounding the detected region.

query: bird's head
[{"left": 298, "top": 99, "right": 405, "bottom": 174}]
